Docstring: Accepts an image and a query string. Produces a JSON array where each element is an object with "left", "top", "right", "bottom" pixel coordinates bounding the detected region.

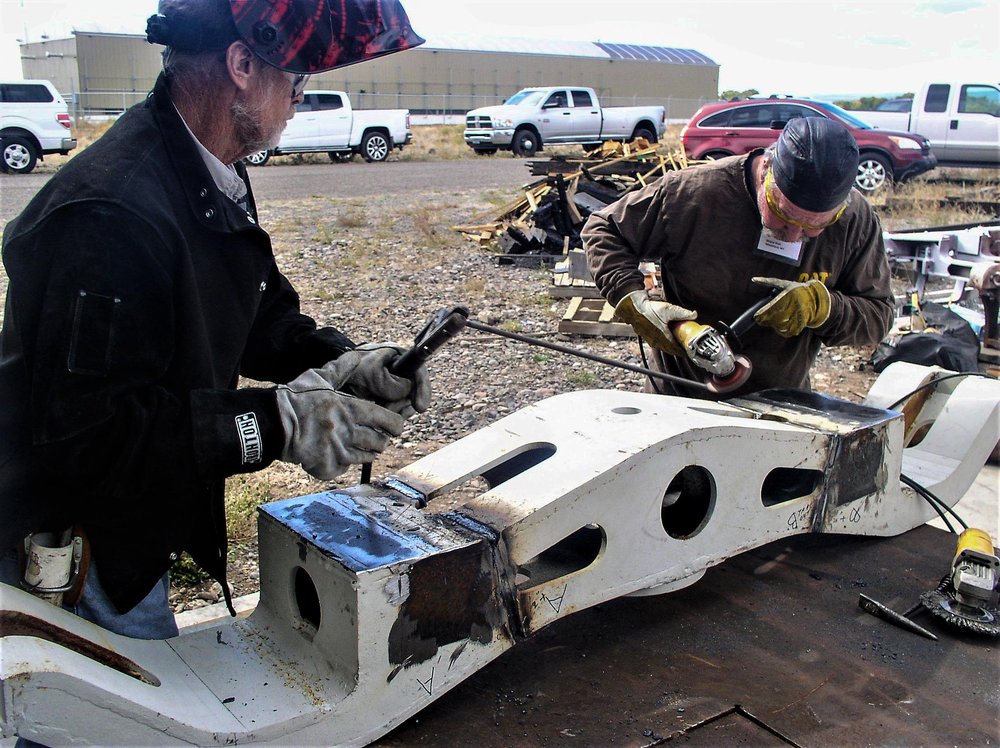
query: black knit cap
[{"left": 771, "top": 117, "right": 859, "bottom": 212}]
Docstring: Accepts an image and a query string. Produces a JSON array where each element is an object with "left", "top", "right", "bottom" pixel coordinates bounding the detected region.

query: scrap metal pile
[{"left": 452, "top": 141, "right": 697, "bottom": 265}]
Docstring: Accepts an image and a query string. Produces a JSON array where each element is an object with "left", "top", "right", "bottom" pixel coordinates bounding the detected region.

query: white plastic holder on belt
[{"left": 21, "top": 530, "right": 83, "bottom": 606}]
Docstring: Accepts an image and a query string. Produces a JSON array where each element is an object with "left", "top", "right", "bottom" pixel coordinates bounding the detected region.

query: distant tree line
[
  {"left": 720, "top": 89, "right": 759, "bottom": 101},
  {"left": 833, "top": 94, "right": 915, "bottom": 110},
  {"left": 717, "top": 90, "right": 918, "bottom": 111}
]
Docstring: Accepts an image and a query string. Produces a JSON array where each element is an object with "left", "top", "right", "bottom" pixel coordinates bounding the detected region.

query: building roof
[
  {"left": 52, "top": 28, "right": 718, "bottom": 67},
  {"left": 415, "top": 33, "right": 717, "bottom": 65},
  {"left": 593, "top": 42, "right": 715, "bottom": 65}
]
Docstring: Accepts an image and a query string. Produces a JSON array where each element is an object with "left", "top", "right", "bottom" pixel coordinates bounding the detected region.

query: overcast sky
[{"left": 1, "top": 0, "right": 996, "bottom": 97}]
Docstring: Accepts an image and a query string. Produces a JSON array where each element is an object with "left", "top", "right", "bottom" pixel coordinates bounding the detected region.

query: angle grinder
[
  {"left": 920, "top": 528, "right": 1000, "bottom": 636},
  {"left": 668, "top": 320, "right": 751, "bottom": 393},
  {"left": 663, "top": 291, "right": 778, "bottom": 394}
]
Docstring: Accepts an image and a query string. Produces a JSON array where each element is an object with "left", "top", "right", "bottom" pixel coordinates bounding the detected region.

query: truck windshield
[
  {"left": 505, "top": 90, "right": 544, "bottom": 107},
  {"left": 814, "top": 101, "right": 874, "bottom": 129}
]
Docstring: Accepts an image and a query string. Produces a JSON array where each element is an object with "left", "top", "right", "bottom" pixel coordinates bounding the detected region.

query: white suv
[{"left": 1, "top": 80, "right": 77, "bottom": 174}]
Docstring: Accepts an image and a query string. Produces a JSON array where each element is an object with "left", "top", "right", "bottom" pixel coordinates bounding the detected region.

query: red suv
[{"left": 680, "top": 97, "right": 937, "bottom": 193}]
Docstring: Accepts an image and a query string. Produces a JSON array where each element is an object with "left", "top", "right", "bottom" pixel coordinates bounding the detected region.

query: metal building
[{"left": 19, "top": 30, "right": 719, "bottom": 121}]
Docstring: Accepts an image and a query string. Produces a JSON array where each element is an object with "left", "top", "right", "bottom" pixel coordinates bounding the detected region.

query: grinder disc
[
  {"left": 706, "top": 355, "right": 752, "bottom": 394},
  {"left": 920, "top": 588, "right": 1000, "bottom": 637}
]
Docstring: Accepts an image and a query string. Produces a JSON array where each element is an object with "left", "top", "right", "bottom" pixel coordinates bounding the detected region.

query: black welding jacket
[{"left": 0, "top": 73, "right": 353, "bottom": 614}]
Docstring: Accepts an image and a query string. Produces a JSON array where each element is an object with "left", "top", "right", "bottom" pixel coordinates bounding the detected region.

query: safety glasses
[
  {"left": 764, "top": 169, "right": 847, "bottom": 232},
  {"left": 291, "top": 73, "right": 309, "bottom": 99}
]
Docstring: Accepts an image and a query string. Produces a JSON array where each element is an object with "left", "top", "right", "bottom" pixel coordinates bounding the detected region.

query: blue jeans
[{"left": 0, "top": 548, "right": 178, "bottom": 639}]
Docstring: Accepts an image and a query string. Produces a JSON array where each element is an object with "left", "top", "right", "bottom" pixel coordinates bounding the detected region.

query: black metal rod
[
  {"left": 858, "top": 593, "right": 939, "bottom": 641},
  {"left": 464, "top": 318, "right": 710, "bottom": 391}
]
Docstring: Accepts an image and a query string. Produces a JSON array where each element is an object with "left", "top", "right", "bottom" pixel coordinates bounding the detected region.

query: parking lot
[{"left": 0, "top": 158, "right": 532, "bottom": 224}]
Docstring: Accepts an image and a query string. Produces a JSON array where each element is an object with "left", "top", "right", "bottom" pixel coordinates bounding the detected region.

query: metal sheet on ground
[{"left": 376, "top": 525, "right": 999, "bottom": 747}]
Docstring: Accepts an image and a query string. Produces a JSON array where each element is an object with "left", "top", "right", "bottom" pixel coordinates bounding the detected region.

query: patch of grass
[
  {"left": 500, "top": 320, "right": 523, "bottom": 333},
  {"left": 225, "top": 473, "right": 274, "bottom": 540},
  {"left": 873, "top": 168, "right": 1000, "bottom": 230},
  {"left": 519, "top": 291, "right": 551, "bottom": 307},
  {"left": 566, "top": 370, "right": 598, "bottom": 387},
  {"left": 171, "top": 553, "right": 211, "bottom": 587},
  {"left": 73, "top": 119, "right": 114, "bottom": 148},
  {"left": 336, "top": 209, "right": 367, "bottom": 229},
  {"left": 263, "top": 216, "right": 302, "bottom": 236},
  {"left": 481, "top": 190, "right": 514, "bottom": 206},
  {"left": 312, "top": 223, "right": 339, "bottom": 244},
  {"left": 463, "top": 276, "right": 486, "bottom": 297},
  {"left": 397, "top": 125, "right": 470, "bottom": 161},
  {"left": 409, "top": 205, "right": 450, "bottom": 249}
]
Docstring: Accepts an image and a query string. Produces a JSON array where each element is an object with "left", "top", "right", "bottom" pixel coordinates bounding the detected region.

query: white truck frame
[
  {"left": 3, "top": 363, "right": 999, "bottom": 746},
  {"left": 247, "top": 90, "right": 412, "bottom": 165},
  {"left": 464, "top": 86, "right": 666, "bottom": 157}
]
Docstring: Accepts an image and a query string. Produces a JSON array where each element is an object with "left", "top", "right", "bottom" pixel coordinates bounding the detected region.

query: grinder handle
[
  {"left": 390, "top": 306, "right": 469, "bottom": 377},
  {"left": 720, "top": 289, "right": 781, "bottom": 350},
  {"left": 360, "top": 306, "right": 468, "bottom": 485}
]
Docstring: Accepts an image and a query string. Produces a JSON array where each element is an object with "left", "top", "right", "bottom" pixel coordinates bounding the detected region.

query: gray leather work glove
[
  {"left": 613, "top": 289, "right": 697, "bottom": 356},
  {"left": 319, "top": 343, "right": 431, "bottom": 417},
  {"left": 275, "top": 369, "right": 406, "bottom": 480}
]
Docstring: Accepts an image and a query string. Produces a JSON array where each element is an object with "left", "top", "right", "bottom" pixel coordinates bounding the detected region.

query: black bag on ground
[{"left": 871, "top": 301, "right": 981, "bottom": 373}]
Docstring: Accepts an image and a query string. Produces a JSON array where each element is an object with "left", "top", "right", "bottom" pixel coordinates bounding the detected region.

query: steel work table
[{"left": 378, "top": 524, "right": 999, "bottom": 747}]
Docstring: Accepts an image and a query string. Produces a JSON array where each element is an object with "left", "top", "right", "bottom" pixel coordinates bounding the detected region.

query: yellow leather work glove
[
  {"left": 613, "top": 289, "right": 697, "bottom": 356},
  {"left": 752, "top": 277, "right": 832, "bottom": 337}
]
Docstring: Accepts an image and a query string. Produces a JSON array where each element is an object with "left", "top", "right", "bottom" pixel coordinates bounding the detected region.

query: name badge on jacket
[{"left": 755, "top": 228, "right": 803, "bottom": 266}]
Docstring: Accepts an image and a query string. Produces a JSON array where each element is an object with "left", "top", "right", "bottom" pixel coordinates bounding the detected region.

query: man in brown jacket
[{"left": 583, "top": 117, "right": 894, "bottom": 397}]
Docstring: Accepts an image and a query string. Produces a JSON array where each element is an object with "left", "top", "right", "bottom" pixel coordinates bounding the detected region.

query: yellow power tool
[
  {"left": 920, "top": 528, "right": 1000, "bottom": 636},
  {"left": 668, "top": 320, "right": 752, "bottom": 393}
]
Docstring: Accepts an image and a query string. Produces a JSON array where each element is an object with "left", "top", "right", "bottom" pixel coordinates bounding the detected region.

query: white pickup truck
[
  {"left": 247, "top": 90, "right": 411, "bottom": 165},
  {"left": 854, "top": 81, "right": 999, "bottom": 168},
  {"left": 464, "top": 86, "right": 666, "bottom": 157},
  {"left": 1, "top": 79, "right": 77, "bottom": 174}
]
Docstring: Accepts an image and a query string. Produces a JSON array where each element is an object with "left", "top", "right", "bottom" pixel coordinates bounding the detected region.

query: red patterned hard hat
[
  {"left": 230, "top": 0, "right": 424, "bottom": 73},
  {"left": 147, "top": 0, "right": 424, "bottom": 73}
]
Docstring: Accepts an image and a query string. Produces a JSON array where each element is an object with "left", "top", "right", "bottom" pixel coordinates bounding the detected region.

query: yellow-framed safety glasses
[{"left": 764, "top": 169, "right": 848, "bottom": 232}]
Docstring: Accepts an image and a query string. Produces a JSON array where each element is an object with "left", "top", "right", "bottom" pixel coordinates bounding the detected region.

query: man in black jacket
[{"left": 0, "top": 0, "right": 426, "bottom": 638}]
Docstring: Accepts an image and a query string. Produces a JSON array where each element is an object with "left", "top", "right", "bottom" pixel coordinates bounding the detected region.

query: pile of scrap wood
[{"left": 452, "top": 141, "right": 700, "bottom": 265}]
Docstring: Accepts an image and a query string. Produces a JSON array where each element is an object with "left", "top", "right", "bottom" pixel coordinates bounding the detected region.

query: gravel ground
[
  {"left": 168, "top": 183, "right": 879, "bottom": 612},
  {"left": 0, "top": 159, "right": 880, "bottom": 614}
]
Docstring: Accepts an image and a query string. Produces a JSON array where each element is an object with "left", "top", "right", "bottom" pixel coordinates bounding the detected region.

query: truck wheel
[
  {"left": 361, "top": 131, "right": 390, "bottom": 162},
  {"left": 511, "top": 129, "right": 539, "bottom": 158},
  {"left": 856, "top": 153, "right": 893, "bottom": 193},
  {"left": 246, "top": 150, "right": 270, "bottom": 166},
  {"left": 1, "top": 136, "right": 38, "bottom": 174},
  {"left": 631, "top": 127, "right": 657, "bottom": 145}
]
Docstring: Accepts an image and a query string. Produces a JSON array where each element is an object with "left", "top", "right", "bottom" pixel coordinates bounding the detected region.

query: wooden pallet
[
  {"left": 551, "top": 251, "right": 602, "bottom": 298},
  {"left": 558, "top": 296, "right": 634, "bottom": 337},
  {"left": 550, "top": 276, "right": 602, "bottom": 298}
]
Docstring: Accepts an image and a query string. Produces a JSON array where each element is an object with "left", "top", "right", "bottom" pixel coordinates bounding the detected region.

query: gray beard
[
  {"left": 232, "top": 97, "right": 283, "bottom": 156},
  {"left": 761, "top": 222, "right": 810, "bottom": 246}
]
